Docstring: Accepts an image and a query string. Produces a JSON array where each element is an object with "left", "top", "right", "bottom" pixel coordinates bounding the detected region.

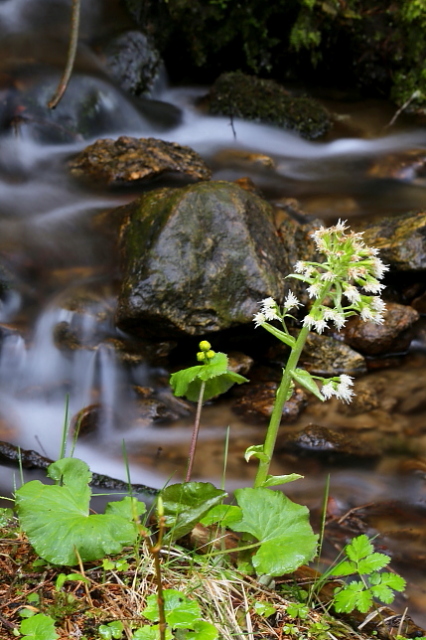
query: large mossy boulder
[
  {"left": 116, "top": 181, "right": 292, "bottom": 337},
  {"left": 208, "top": 72, "right": 331, "bottom": 140}
]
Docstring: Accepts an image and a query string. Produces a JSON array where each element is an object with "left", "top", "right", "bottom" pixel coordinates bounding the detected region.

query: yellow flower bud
[
  {"left": 196, "top": 352, "right": 205, "bottom": 362},
  {"left": 199, "top": 340, "right": 211, "bottom": 352},
  {"left": 206, "top": 350, "right": 215, "bottom": 359}
]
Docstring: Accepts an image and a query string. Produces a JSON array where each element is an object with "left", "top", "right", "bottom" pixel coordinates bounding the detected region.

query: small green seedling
[
  {"left": 170, "top": 341, "right": 248, "bottom": 481},
  {"left": 286, "top": 602, "right": 309, "bottom": 620},
  {"left": 329, "top": 534, "right": 406, "bottom": 613},
  {"left": 98, "top": 620, "right": 124, "bottom": 639}
]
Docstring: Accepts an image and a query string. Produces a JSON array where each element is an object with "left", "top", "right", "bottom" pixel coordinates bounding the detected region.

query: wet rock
[
  {"left": 212, "top": 149, "right": 275, "bottom": 170},
  {"left": 71, "top": 404, "right": 119, "bottom": 437},
  {"left": 282, "top": 424, "right": 380, "bottom": 458},
  {"left": 116, "top": 180, "right": 292, "bottom": 337},
  {"left": 411, "top": 289, "right": 426, "bottom": 314},
  {"left": 99, "top": 30, "right": 164, "bottom": 97},
  {"left": 278, "top": 213, "right": 323, "bottom": 290},
  {"left": 342, "top": 302, "right": 419, "bottom": 356},
  {"left": 368, "top": 149, "right": 426, "bottom": 181},
  {"left": 362, "top": 211, "right": 426, "bottom": 272},
  {"left": 104, "top": 337, "right": 176, "bottom": 367},
  {"left": 208, "top": 71, "right": 331, "bottom": 140},
  {"left": 227, "top": 351, "right": 254, "bottom": 376},
  {"left": 4, "top": 71, "right": 181, "bottom": 143},
  {"left": 69, "top": 136, "right": 211, "bottom": 187},
  {"left": 268, "top": 332, "right": 367, "bottom": 377},
  {"left": 134, "top": 386, "right": 192, "bottom": 422},
  {"left": 233, "top": 382, "right": 307, "bottom": 423},
  {"left": 337, "top": 382, "right": 380, "bottom": 416}
]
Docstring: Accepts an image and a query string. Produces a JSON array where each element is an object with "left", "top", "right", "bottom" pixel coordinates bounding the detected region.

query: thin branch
[{"left": 48, "top": 0, "right": 81, "bottom": 109}]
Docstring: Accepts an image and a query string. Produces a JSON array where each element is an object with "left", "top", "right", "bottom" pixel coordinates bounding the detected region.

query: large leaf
[
  {"left": 170, "top": 353, "right": 247, "bottom": 402},
  {"left": 143, "top": 589, "right": 200, "bottom": 628},
  {"left": 15, "top": 458, "right": 142, "bottom": 565},
  {"left": 161, "top": 482, "right": 226, "bottom": 541},
  {"left": 19, "top": 614, "right": 59, "bottom": 640},
  {"left": 230, "top": 488, "right": 318, "bottom": 576}
]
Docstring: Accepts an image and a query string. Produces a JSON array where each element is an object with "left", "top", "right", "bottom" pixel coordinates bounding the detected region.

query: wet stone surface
[{"left": 69, "top": 136, "right": 211, "bottom": 187}]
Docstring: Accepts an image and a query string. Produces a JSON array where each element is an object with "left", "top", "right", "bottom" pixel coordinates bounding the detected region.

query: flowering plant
[{"left": 249, "top": 220, "right": 388, "bottom": 488}]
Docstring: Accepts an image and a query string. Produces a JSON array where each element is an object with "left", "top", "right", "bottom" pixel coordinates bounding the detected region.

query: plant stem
[
  {"left": 48, "top": 0, "right": 81, "bottom": 108},
  {"left": 185, "top": 381, "right": 206, "bottom": 482},
  {"left": 254, "top": 287, "right": 330, "bottom": 488},
  {"left": 254, "top": 324, "right": 310, "bottom": 488}
]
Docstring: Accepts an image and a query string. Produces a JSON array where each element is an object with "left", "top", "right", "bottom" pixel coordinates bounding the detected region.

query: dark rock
[
  {"left": 69, "top": 136, "right": 211, "bottom": 187},
  {"left": 99, "top": 30, "right": 164, "bottom": 97},
  {"left": 268, "top": 332, "right": 367, "bottom": 377},
  {"left": 71, "top": 404, "right": 118, "bottom": 437},
  {"left": 233, "top": 382, "right": 307, "bottom": 423},
  {"left": 282, "top": 424, "right": 380, "bottom": 458},
  {"left": 337, "top": 382, "right": 380, "bottom": 416},
  {"left": 227, "top": 351, "right": 254, "bottom": 376},
  {"left": 134, "top": 386, "right": 192, "bottom": 422},
  {"left": 116, "top": 180, "right": 292, "bottom": 337},
  {"left": 342, "top": 302, "right": 419, "bottom": 356},
  {"left": 362, "top": 212, "right": 426, "bottom": 272},
  {"left": 208, "top": 72, "right": 331, "bottom": 140}
]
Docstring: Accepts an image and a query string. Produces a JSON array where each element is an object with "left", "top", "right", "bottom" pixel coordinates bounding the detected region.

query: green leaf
[
  {"left": 161, "top": 482, "right": 226, "bottom": 541},
  {"left": 98, "top": 621, "right": 124, "bottom": 639},
  {"left": 133, "top": 626, "right": 173, "bottom": 640},
  {"left": 370, "top": 583, "right": 395, "bottom": 604},
  {"left": 378, "top": 572, "right": 406, "bottom": 592},
  {"left": 345, "top": 535, "right": 374, "bottom": 562},
  {"left": 105, "top": 496, "right": 146, "bottom": 521},
  {"left": 15, "top": 458, "right": 140, "bottom": 565},
  {"left": 200, "top": 504, "right": 242, "bottom": 527},
  {"left": 184, "top": 620, "right": 219, "bottom": 640},
  {"left": 329, "top": 559, "right": 357, "bottom": 576},
  {"left": 333, "top": 581, "right": 372, "bottom": 613},
  {"left": 259, "top": 323, "right": 296, "bottom": 348},
  {"left": 244, "top": 445, "right": 268, "bottom": 463},
  {"left": 291, "top": 368, "right": 324, "bottom": 401},
  {"left": 230, "top": 488, "right": 318, "bottom": 576},
  {"left": 170, "top": 353, "right": 247, "bottom": 402},
  {"left": 262, "top": 474, "right": 303, "bottom": 487},
  {"left": 144, "top": 590, "right": 200, "bottom": 628},
  {"left": 357, "top": 553, "right": 390, "bottom": 574},
  {"left": 253, "top": 601, "right": 276, "bottom": 617},
  {"left": 0, "top": 507, "right": 14, "bottom": 526},
  {"left": 19, "top": 613, "right": 58, "bottom": 640}
]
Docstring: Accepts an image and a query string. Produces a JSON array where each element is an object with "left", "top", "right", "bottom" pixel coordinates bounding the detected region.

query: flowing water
[{"left": 1, "top": 0, "right": 426, "bottom": 626}]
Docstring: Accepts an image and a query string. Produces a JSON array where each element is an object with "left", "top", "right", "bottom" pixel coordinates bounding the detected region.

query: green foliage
[
  {"left": 329, "top": 535, "right": 406, "bottom": 613},
  {"left": 170, "top": 350, "right": 247, "bottom": 403},
  {"left": 15, "top": 458, "right": 146, "bottom": 565},
  {"left": 229, "top": 488, "right": 318, "bottom": 576},
  {"left": 142, "top": 589, "right": 218, "bottom": 639},
  {"left": 16, "top": 613, "right": 58, "bottom": 640},
  {"left": 98, "top": 621, "right": 124, "bottom": 639},
  {"left": 0, "top": 507, "right": 14, "bottom": 526},
  {"left": 161, "top": 481, "right": 226, "bottom": 541}
]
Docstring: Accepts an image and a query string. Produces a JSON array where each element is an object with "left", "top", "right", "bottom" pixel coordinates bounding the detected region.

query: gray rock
[
  {"left": 116, "top": 180, "right": 292, "bottom": 337},
  {"left": 363, "top": 211, "right": 426, "bottom": 271}
]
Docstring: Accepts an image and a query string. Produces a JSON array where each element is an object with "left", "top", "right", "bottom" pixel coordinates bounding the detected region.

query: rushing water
[{"left": 1, "top": 0, "right": 426, "bottom": 626}]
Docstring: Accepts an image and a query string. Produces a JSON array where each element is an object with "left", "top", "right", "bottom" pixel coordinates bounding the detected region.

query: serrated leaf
[
  {"left": 184, "top": 620, "right": 219, "bottom": 640},
  {"left": 291, "top": 368, "right": 324, "bottom": 401},
  {"left": 230, "top": 488, "right": 318, "bottom": 576},
  {"left": 370, "top": 583, "right": 395, "bottom": 604},
  {"left": 345, "top": 535, "right": 374, "bottom": 562},
  {"left": 19, "top": 613, "right": 58, "bottom": 640},
  {"left": 244, "top": 445, "right": 268, "bottom": 463},
  {"left": 144, "top": 590, "right": 200, "bottom": 628},
  {"left": 358, "top": 552, "right": 390, "bottom": 574},
  {"left": 259, "top": 323, "right": 296, "bottom": 348},
  {"left": 262, "top": 474, "right": 303, "bottom": 487},
  {"left": 170, "top": 365, "right": 205, "bottom": 398},
  {"left": 378, "top": 572, "right": 406, "bottom": 591},
  {"left": 15, "top": 458, "right": 139, "bottom": 565},
  {"left": 200, "top": 504, "right": 242, "bottom": 527},
  {"left": 333, "top": 581, "right": 372, "bottom": 613},
  {"left": 161, "top": 482, "right": 226, "bottom": 541},
  {"left": 198, "top": 353, "right": 229, "bottom": 379}
]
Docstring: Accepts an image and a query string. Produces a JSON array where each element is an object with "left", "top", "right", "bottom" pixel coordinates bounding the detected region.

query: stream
[{"left": 1, "top": 0, "right": 426, "bottom": 628}]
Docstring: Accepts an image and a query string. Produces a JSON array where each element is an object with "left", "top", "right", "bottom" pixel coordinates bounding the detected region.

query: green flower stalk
[{"left": 250, "top": 220, "right": 389, "bottom": 489}]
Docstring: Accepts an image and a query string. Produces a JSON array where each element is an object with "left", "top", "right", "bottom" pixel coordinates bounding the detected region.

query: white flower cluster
[
  {"left": 253, "top": 292, "right": 302, "bottom": 328},
  {"left": 321, "top": 374, "right": 354, "bottom": 404},
  {"left": 294, "top": 219, "right": 389, "bottom": 332}
]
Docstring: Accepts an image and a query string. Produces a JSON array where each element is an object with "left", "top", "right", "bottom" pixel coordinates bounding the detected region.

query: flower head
[{"left": 283, "top": 291, "right": 302, "bottom": 311}]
